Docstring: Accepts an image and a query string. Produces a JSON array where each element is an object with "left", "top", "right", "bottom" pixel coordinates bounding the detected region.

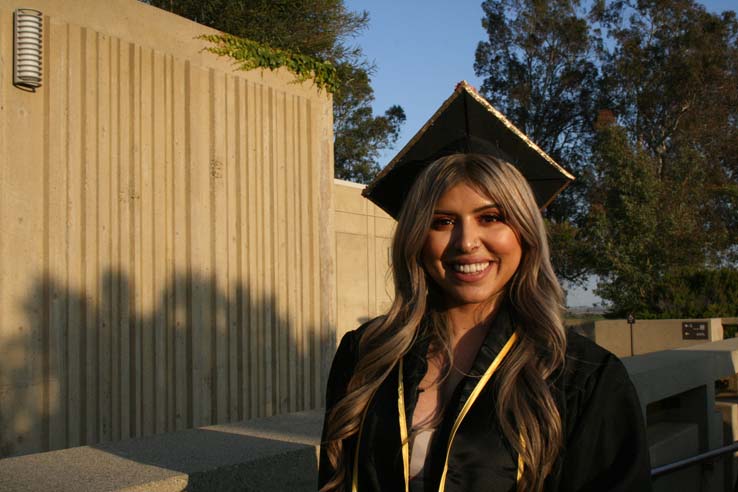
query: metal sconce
[{"left": 13, "top": 8, "right": 43, "bottom": 90}]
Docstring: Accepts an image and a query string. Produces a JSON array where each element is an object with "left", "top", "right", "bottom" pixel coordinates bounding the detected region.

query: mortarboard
[{"left": 362, "top": 81, "right": 575, "bottom": 219}]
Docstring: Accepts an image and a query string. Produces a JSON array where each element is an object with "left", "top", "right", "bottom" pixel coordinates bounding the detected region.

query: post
[{"left": 627, "top": 313, "right": 636, "bottom": 356}]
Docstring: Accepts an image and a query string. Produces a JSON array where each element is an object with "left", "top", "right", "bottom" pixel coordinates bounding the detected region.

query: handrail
[{"left": 651, "top": 440, "right": 738, "bottom": 478}]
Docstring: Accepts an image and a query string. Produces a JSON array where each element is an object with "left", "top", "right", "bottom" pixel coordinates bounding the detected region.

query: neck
[
  {"left": 440, "top": 304, "right": 498, "bottom": 376},
  {"left": 442, "top": 305, "right": 501, "bottom": 369},
  {"left": 445, "top": 297, "right": 501, "bottom": 338}
]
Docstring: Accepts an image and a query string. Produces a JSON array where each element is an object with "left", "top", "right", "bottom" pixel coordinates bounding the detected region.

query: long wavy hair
[{"left": 321, "top": 154, "right": 566, "bottom": 492}]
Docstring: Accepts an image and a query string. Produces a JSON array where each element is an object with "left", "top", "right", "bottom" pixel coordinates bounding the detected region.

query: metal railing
[{"left": 651, "top": 441, "right": 738, "bottom": 479}]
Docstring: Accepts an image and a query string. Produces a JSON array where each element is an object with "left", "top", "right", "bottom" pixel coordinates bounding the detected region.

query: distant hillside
[{"left": 566, "top": 306, "right": 606, "bottom": 319}]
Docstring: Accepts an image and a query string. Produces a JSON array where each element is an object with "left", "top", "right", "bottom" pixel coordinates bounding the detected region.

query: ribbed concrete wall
[
  {"left": 333, "top": 180, "right": 394, "bottom": 341},
  {"left": 0, "top": 0, "right": 335, "bottom": 457}
]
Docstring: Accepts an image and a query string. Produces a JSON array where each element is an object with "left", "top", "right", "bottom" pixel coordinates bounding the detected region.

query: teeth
[{"left": 452, "top": 262, "right": 489, "bottom": 273}]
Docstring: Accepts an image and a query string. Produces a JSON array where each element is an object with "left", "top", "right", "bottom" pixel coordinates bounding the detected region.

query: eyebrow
[{"left": 433, "top": 204, "right": 500, "bottom": 214}]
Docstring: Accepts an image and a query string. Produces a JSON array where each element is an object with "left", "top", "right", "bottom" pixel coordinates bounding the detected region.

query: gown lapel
[{"left": 356, "top": 306, "right": 519, "bottom": 492}]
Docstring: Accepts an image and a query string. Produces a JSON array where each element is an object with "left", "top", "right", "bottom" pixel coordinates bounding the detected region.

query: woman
[{"left": 320, "top": 85, "right": 651, "bottom": 492}]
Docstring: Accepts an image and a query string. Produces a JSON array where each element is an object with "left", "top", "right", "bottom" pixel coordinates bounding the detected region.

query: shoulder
[
  {"left": 554, "top": 330, "right": 637, "bottom": 427},
  {"left": 555, "top": 329, "right": 644, "bottom": 441},
  {"left": 561, "top": 329, "right": 632, "bottom": 394},
  {"left": 333, "top": 316, "right": 383, "bottom": 363},
  {"left": 324, "top": 317, "right": 384, "bottom": 407},
  {"left": 549, "top": 332, "right": 652, "bottom": 490}
]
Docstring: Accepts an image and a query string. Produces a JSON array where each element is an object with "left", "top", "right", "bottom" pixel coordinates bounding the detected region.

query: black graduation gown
[{"left": 319, "top": 309, "right": 652, "bottom": 492}]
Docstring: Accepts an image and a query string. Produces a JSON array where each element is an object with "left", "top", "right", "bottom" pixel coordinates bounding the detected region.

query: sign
[{"left": 682, "top": 321, "right": 709, "bottom": 340}]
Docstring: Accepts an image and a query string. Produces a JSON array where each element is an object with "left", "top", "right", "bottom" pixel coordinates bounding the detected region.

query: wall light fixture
[{"left": 13, "top": 8, "right": 43, "bottom": 90}]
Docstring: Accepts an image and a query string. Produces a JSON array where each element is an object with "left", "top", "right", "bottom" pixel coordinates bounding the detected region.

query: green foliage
[
  {"left": 199, "top": 34, "right": 339, "bottom": 93},
  {"left": 725, "top": 324, "right": 738, "bottom": 339},
  {"left": 587, "top": 1, "right": 738, "bottom": 316},
  {"left": 586, "top": 126, "right": 684, "bottom": 313},
  {"left": 332, "top": 62, "right": 406, "bottom": 182},
  {"left": 146, "top": 0, "right": 368, "bottom": 61},
  {"left": 586, "top": 122, "right": 736, "bottom": 316},
  {"left": 547, "top": 219, "right": 592, "bottom": 284},
  {"left": 640, "top": 269, "right": 738, "bottom": 319}
]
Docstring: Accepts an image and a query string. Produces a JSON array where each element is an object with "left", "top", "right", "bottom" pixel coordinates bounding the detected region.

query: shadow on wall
[{"left": 0, "top": 267, "right": 321, "bottom": 458}]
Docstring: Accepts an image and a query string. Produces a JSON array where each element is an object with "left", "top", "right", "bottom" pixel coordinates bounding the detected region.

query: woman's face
[{"left": 421, "top": 182, "right": 522, "bottom": 313}]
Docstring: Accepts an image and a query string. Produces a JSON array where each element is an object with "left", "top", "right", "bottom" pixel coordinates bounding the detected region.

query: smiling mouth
[{"left": 451, "top": 261, "right": 490, "bottom": 274}]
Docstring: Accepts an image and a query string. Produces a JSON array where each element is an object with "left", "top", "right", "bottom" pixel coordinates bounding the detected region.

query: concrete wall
[
  {"left": 0, "top": 0, "right": 335, "bottom": 458},
  {"left": 569, "top": 318, "right": 724, "bottom": 358},
  {"left": 634, "top": 318, "right": 723, "bottom": 354},
  {"left": 333, "top": 180, "right": 394, "bottom": 342},
  {"left": 6, "top": 337, "right": 738, "bottom": 491}
]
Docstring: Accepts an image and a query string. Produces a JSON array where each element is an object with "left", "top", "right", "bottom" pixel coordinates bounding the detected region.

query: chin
[{"left": 449, "top": 291, "right": 503, "bottom": 310}]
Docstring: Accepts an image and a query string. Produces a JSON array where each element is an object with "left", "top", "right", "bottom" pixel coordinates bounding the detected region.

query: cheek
[
  {"left": 420, "top": 241, "right": 436, "bottom": 273},
  {"left": 421, "top": 233, "right": 442, "bottom": 261},
  {"left": 502, "top": 236, "right": 523, "bottom": 261},
  {"left": 493, "top": 230, "right": 523, "bottom": 278},
  {"left": 498, "top": 228, "right": 523, "bottom": 258},
  {"left": 504, "top": 239, "right": 524, "bottom": 281},
  {"left": 421, "top": 234, "right": 446, "bottom": 278}
]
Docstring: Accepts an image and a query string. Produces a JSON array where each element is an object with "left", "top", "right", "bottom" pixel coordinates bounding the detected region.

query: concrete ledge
[
  {"left": 648, "top": 421, "right": 699, "bottom": 467},
  {"left": 622, "top": 337, "right": 738, "bottom": 412},
  {"left": 7, "top": 339, "right": 738, "bottom": 491},
  {"left": 0, "top": 410, "right": 324, "bottom": 492}
]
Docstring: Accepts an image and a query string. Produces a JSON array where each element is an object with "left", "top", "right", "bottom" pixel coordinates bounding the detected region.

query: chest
[
  {"left": 411, "top": 360, "right": 466, "bottom": 429},
  {"left": 412, "top": 335, "right": 483, "bottom": 429},
  {"left": 357, "top": 363, "right": 520, "bottom": 492}
]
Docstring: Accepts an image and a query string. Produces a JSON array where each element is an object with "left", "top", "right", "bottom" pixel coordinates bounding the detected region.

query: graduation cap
[{"left": 362, "top": 81, "right": 575, "bottom": 219}]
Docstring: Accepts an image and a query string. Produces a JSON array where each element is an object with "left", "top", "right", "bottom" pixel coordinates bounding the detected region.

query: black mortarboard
[{"left": 362, "top": 81, "right": 575, "bottom": 219}]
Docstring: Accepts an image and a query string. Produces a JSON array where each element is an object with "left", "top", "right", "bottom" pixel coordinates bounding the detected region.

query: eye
[
  {"left": 479, "top": 212, "right": 503, "bottom": 223},
  {"left": 431, "top": 216, "right": 455, "bottom": 229}
]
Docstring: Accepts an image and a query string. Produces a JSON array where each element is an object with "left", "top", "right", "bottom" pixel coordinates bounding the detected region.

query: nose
[{"left": 454, "top": 218, "right": 480, "bottom": 253}]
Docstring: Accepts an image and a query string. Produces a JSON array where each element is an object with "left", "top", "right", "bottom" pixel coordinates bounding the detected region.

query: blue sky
[{"left": 344, "top": 0, "right": 736, "bottom": 307}]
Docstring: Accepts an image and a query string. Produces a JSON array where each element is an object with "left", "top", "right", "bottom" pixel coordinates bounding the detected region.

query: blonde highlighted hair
[{"left": 321, "top": 154, "right": 566, "bottom": 492}]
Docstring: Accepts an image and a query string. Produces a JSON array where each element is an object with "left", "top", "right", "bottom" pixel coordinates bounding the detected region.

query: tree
[
  {"left": 475, "top": 0, "right": 738, "bottom": 316},
  {"left": 144, "top": 0, "right": 404, "bottom": 183},
  {"left": 587, "top": 0, "right": 738, "bottom": 316},
  {"left": 475, "top": 0, "right": 598, "bottom": 173},
  {"left": 332, "top": 62, "right": 405, "bottom": 182},
  {"left": 585, "top": 125, "right": 678, "bottom": 315},
  {"left": 645, "top": 268, "right": 738, "bottom": 319}
]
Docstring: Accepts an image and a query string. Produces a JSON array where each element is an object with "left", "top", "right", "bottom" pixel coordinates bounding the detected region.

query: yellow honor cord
[
  {"left": 438, "top": 332, "right": 519, "bottom": 492},
  {"left": 355, "top": 332, "right": 520, "bottom": 492},
  {"left": 398, "top": 359, "right": 410, "bottom": 492},
  {"left": 517, "top": 436, "right": 526, "bottom": 482}
]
